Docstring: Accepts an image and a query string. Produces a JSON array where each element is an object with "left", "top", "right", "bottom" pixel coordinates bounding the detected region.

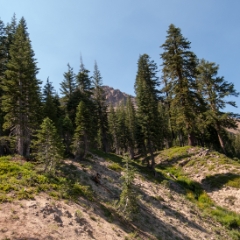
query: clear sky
[{"left": 1, "top": 0, "right": 240, "bottom": 112}]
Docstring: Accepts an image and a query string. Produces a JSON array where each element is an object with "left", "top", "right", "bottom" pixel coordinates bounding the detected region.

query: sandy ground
[{"left": 0, "top": 151, "right": 238, "bottom": 240}]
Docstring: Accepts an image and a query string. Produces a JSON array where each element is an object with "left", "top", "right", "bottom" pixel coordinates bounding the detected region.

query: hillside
[{"left": 0, "top": 147, "right": 240, "bottom": 240}]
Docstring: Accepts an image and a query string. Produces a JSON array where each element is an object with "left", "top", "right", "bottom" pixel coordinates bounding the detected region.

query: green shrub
[
  {"left": 108, "top": 162, "right": 123, "bottom": 172},
  {"left": 70, "top": 183, "right": 94, "bottom": 201},
  {"left": 211, "top": 207, "right": 240, "bottom": 229}
]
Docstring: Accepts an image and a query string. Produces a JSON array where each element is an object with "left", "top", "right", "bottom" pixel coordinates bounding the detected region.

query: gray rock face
[{"left": 102, "top": 86, "right": 136, "bottom": 108}]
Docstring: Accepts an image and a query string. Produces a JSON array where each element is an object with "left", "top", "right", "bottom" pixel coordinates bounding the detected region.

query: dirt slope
[{"left": 0, "top": 149, "right": 239, "bottom": 240}]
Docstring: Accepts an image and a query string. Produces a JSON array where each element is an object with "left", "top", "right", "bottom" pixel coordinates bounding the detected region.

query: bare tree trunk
[
  {"left": 128, "top": 146, "right": 134, "bottom": 159},
  {"left": 215, "top": 124, "right": 226, "bottom": 154},
  {"left": 188, "top": 132, "right": 196, "bottom": 146},
  {"left": 148, "top": 139, "right": 155, "bottom": 172}
]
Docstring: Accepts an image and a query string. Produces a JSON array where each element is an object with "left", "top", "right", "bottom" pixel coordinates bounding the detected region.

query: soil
[{"left": 0, "top": 150, "right": 239, "bottom": 240}]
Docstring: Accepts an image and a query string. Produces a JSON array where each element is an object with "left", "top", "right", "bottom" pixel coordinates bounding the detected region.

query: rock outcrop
[{"left": 102, "top": 85, "right": 136, "bottom": 107}]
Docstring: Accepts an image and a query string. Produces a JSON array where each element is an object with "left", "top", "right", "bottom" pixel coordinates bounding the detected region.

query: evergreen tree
[
  {"left": 115, "top": 103, "right": 128, "bottom": 154},
  {"left": 1, "top": 17, "right": 41, "bottom": 156},
  {"left": 0, "top": 19, "right": 7, "bottom": 137},
  {"left": 92, "top": 61, "right": 109, "bottom": 152},
  {"left": 61, "top": 114, "right": 74, "bottom": 156},
  {"left": 72, "top": 101, "right": 93, "bottom": 159},
  {"left": 60, "top": 63, "right": 76, "bottom": 109},
  {"left": 0, "top": 18, "right": 7, "bottom": 82},
  {"left": 134, "top": 54, "right": 160, "bottom": 169},
  {"left": 119, "top": 156, "right": 138, "bottom": 219},
  {"left": 125, "top": 96, "right": 136, "bottom": 159},
  {"left": 158, "top": 102, "right": 172, "bottom": 148},
  {"left": 32, "top": 117, "right": 64, "bottom": 173},
  {"left": 5, "top": 14, "right": 17, "bottom": 62},
  {"left": 232, "top": 133, "right": 240, "bottom": 158},
  {"left": 108, "top": 104, "right": 119, "bottom": 152},
  {"left": 76, "top": 57, "right": 92, "bottom": 95},
  {"left": 160, "top": 75, "right": 175, "bottom": 146},
  {"left": 196, "top": 59, "right": 239, "bottom": 153},
  {"left": 66, "top": 89, "right": 84, "bottom": 126},
  {"left": 160, "top": 24, "right": 200, "bottom": 146},
  {"left": 42, "top": 78, "right": 62, "bottom": 128},
  {"left": 67, "top": 58, "right": 93, "bottom": 126}
]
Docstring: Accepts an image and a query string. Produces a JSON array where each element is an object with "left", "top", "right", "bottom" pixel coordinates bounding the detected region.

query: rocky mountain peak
[{"left": 102, "top": 85, "right": 136, "bottom": 107}]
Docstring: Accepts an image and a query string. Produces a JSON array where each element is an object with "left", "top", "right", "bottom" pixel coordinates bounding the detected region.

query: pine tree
[
  {"left": 72, "top": 101, "right": 93, "bottom": 159},
  {"left": 134, "top": 54, "right": 160, "bottom": 169},
  {"left": 1, "top": 17, "right": 41, "bottom": 156},
  {"left": 66, "top": 89, "right": 84, "bottom": 126},
  {"left": 115, "top": 103, "right": 128, "bottom": 154},
  {"left": 158, "top": 102, "right": 171, "bottom": 148},
  {"left": 160, "top": 75, "right": 176, "bottom": 146},
  {"left": 32, "top": 117, "right": 64, "bottom": 173},
  {"left": 108, "top": 104, "right": 119, "bottom": 152},
  {"left": 119, "top": 156, "right": 138, "bottom": 219},
  {"left": 160, "top": 24, "right": 200, "bottom": 146},
  {"left": 60, "top": 63, "right": 76, "bottom": 109},
  {"left": 42, "top": 78, "right": 62, "bottom": 128},
  {"left": 92, "top": 61, "right": 108, "bottom": 152},
  {"left": 0, "top": 18, "right": 7, "bottom": 82},
  {"left": 125, "top": 96, "right": 136, "bottom": 159},
  {"left": 5, "top": 14, "right": 17, "bottom": 62},
  {"left": 67, "top": 57, "right": 93, "bottom": 126},
  {"left": 0, "top": 19, "right": 7, "bottom": 137},
  {"left": 61, "top": 114, "right": 74, "bottom": 156},
  {"left": 76, "top": 57, "right": 92, "bottom": 95},
  {"left": 196, "top": 59, "right": 239, "bottom": 153}
]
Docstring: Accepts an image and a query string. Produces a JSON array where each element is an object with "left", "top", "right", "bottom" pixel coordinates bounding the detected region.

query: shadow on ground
[{"left": 201, "top": 172, "right": 240, "bottom": 190}]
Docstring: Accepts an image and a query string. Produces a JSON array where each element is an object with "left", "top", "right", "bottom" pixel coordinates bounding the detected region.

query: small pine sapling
[
  {"left": 32, "top": 117, "right": 64, "bottom": 174},
  {"left": 119, "top": 156, "right": 138, "bottom": 219}
]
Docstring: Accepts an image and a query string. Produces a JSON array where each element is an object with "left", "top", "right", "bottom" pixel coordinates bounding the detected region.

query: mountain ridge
[{"left": 102, "top": 85, "right": 136, "bottom": 107}]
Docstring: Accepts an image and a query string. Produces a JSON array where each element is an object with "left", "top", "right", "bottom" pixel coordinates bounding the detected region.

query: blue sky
[{"left": 1, "top": 0, "right": 240, "bottom": 112}]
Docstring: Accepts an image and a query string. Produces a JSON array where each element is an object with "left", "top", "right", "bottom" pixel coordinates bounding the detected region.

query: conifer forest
[
  {"left": 0, "top": 14, "right": 240, "bottom": 172},
  {"left": 1, "top": 12, "right": 240, "bottom": 240}
]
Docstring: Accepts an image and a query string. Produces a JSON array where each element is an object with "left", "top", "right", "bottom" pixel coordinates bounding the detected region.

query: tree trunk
[
  {"left": 83, "top": 132, "right": 88, "bottom": 158},
  {"left": 188, "top": 132, "right": 196, "bottom": 146},
  {"left": 148, "top": 139, "right": 155, "bottom": 172},
  {"left": 128, "top": 146, "right": 134, "bottom": 159},
  {"left": 215, "top": 124, "right": 226, "bottom": 154},
  {"left": 101, "top": 130, "right": 108, "bottom": 153}
]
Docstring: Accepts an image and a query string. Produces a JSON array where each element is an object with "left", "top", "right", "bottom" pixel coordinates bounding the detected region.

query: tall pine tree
[
  {"left": 92, "top": 61, "right": 109, "bottom": 152},
  {"left": 72, "top": 101, "right": 93, "bottom": 159},
  {"left": 0, "top": 19, "right": 7, "bottom": 139},
  {"left": 42, "top": 78, "right": 62, "bottom": 128},
  {"left": 134, "top": 54, "right": 160, "bottom": 169},
  {"left": 108, "top": 104, "right": 119, "bottom": 153},
  {"left": 1, "top": 17, "right": 41, "bottom": 156},
  {"left": 60, "top": 63, "right": 76, "bottom": 109},
  {"left": 0, "top": 18, "right": 7, "bottom": 83},
  {"left": 125, "top": 96, "right": 136, "bottom": 159},
  {"left": 196, "top": 59, "right": 239, "bottom": 153},
  {"left": 76, "top": 57, "right": 92, "bottom": 95},
  {"left": 161, "top": 24, "right": 200, "bottom": 146}
]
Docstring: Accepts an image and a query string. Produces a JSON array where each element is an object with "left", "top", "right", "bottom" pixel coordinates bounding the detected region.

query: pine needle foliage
[
  {"left": 72, "top": 101, "right": 93, "bottom": 159},
  {"left": 119, "top": 156, "right": 138, "bottom": 219},
  {"left": 1, "top": 17, "right": 41, "bottom": 156},
  {"left": 60, "top": 63, "right": 76, "bottom": 107},
  {"left": 161, "top": 24, "right": 200, "bottom": 146},
  {"left": 32, "top": 117, "right": 64, "bottom": 174},
  {"left": 196, "top": 59, "right": 239, "bottom": 153},
  {"left": 134, "top": 54, "right": 160, "bottom": 168},
  {"left": 92, "top": 61, "right": 109, "bottom": 152}
]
